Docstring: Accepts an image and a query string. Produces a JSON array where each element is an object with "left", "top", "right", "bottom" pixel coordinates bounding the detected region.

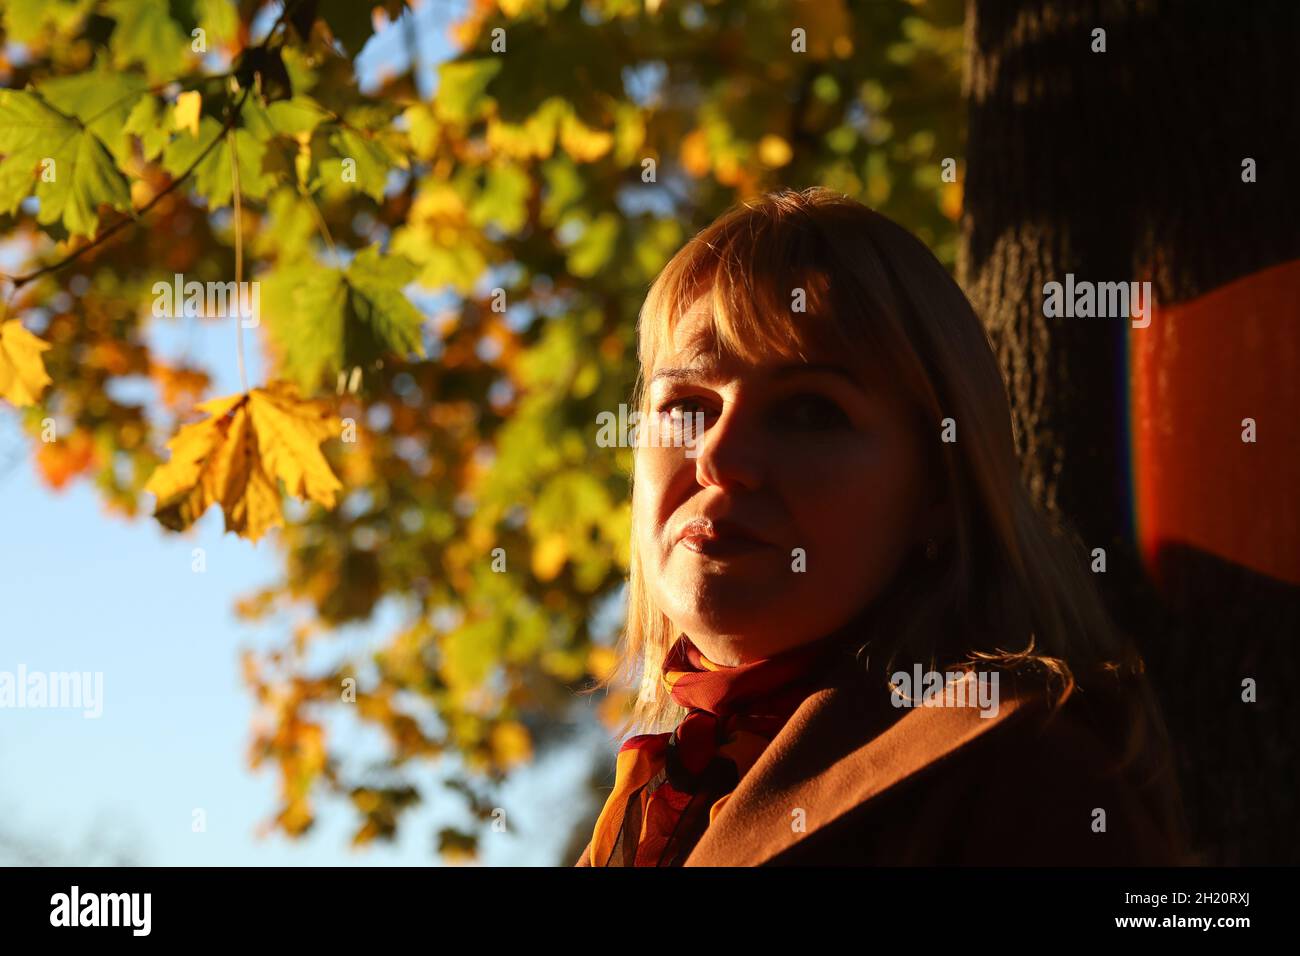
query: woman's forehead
[{"left": 655, "top": 297, "right": 845, "bottom": 373}]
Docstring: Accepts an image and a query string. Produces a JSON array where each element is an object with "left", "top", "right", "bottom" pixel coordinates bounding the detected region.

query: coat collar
[{"left": 681, "top": 662, "right": 1043, "bottom": 866}]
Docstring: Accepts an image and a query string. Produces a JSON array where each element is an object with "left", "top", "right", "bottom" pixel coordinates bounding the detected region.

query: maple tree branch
[
  {"left": 230, "top": 126, "right": 250, "bottom": 394},
  {"left": 0, "top": 0, "right": 316, "bottom": 294},
  {"left": 78, "top": 72, "right": 236, "bottom": 130},
  {"left": 2, "top": 86, "right": 253, "bottom": 292}
]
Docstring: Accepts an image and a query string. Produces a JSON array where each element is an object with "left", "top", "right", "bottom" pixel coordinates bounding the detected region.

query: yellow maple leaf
[
  {"left": 144, "top": 382, "right": 343, "bottom": 541},
  {"left": 679, "top": 128, "right": 711, "bottom": 178},
  {"left": 757, "top": 133, "right": 792, "bottom": 168},
  {"left": 531, "top": 532, "right": 569, "bottom": 581},
  {"left": 247, "top": 383, "right": 343, "bottom": 507},
  {"left": 586, "top": 645, "right": 619, "bottom": 681},
  {"left": 559, "top": 110, "right": 614, "bottom": 163},
  {"left": 0, "top": 320, "right": 53, "bottom": 406},
  {"left": 489, "top": 720, "right": 533, "bottom": 768},
  {"left": 941, "top": 179, "right": 963, "bottom": 221},
  {"left": 174, "top": 90, "right": 202, "bottom": 138}
]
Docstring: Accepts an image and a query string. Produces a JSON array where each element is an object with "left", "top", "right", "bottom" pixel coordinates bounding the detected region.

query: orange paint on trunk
[{"left": 1131, "top": 257, "right": 1300, "bottom": 587}]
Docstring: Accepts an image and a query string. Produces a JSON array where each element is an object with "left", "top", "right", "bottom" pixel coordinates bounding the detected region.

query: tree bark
[{"left": 961, "top": 0, "right": 1300, "bottom": 864}]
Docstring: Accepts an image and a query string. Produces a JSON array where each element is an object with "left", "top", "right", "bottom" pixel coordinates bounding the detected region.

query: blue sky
[{"left": 0, "top": 0, "right": 609, "bottom": 867}]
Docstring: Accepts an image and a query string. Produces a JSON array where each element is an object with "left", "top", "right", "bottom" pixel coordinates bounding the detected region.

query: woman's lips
[
  {"left": 675, "top": 518, "right": 772, "bottom": 557},
  {"left": 679, "top": 534, "right": 770, "bottom": 557}
]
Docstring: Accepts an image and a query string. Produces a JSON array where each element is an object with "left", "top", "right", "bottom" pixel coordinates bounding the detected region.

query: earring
[{"left": 924, "top": 538, "right": 938, "bottom": 561}]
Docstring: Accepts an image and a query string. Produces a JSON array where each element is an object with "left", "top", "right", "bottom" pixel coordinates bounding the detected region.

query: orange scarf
[{"left": 588, "top": 633, "right": 848, "bottom": 866}]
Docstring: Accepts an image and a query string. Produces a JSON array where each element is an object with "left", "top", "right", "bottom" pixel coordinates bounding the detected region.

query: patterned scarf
[{"left": 588, "top": 632, "right": 849, "bottom": 867}]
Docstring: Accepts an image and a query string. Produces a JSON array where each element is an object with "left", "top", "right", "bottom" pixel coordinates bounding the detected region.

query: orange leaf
[
  {"left": 144, "top": 382, "right": 343, "bottom": 541},
  {"left": 0, "top": 320, "right": 53, "bottom": 406}
]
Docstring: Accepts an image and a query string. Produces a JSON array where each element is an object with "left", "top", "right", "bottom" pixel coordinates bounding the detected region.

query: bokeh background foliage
[{"left": 0, "top": 0, "right": 962, "bottom": 859}]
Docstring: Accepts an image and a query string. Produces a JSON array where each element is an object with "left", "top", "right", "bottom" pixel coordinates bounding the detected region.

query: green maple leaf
[
  {"left": 318, "top": 128, "right": 392, "bottom": 201},
  {"left": 565, "top": 212, "right": 620, "bottom": 278},
  {"left": 252, "top": 188, "right": 318, "bottom": 262},
  {"left": 265, "top": 246, "right": 427, "bottom": 390},
  {"left": 106, "top": 0, "right": 191, "bottom": 83},
  {"left": 123, "top": 94, "right": 173, "bottom": 162},
  {"left": 469, "top": 163, "right": 531, "bottom": 235},
  {"left": 38, "top": 67, "right": 149, "bottom": 165},
  {"left": 2, "top": 0, "right": 94, "bottom": 44},
  {"left": 162, "top": 116, "right": 276, "bottom": 209},
  {"left": 265, "top": 97, "right": 327, "bottom": 138},
  {"left": 0, "top": 89, "right": 132, "bottom": 239},
  {"left": 434, "top": 59, "right": 502, "bottom": 125},
  {"left": 194, "top": 0, "right": 238, "bottom": 45}
]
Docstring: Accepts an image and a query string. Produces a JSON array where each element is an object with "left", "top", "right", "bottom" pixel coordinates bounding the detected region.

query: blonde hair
[{"left": 583, "top": 187, "right": 1185, "bottom": 847}]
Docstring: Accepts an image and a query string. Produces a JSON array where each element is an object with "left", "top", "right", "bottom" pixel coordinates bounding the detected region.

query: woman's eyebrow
[
  {"left": 650, "top": 362, "right": 861, "bottom": 387},
  {"left": 649, "top": 366, "right": 714, "bottom": 386}
]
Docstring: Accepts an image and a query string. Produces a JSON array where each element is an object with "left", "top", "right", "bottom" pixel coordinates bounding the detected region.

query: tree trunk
[{"left": 961, "top": 0, "right": 1300, "bottom": 864}]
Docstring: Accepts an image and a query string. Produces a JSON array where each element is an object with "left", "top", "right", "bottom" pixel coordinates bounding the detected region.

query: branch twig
[
  {"left": 2, "top": 87, "right": 253, "bottom": 291},
  {"left": 229, "top": 123, "right": 249, "bottom": 393},
  {"left": 0, "top": 0, "right": 316, "bottom": 292}
]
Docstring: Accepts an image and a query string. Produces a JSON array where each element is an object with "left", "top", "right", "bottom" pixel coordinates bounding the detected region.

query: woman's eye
[
  {"left": 657, "top": 397, "right": 708, "bottom": 420},
  {"left": 773, "top": 394, "right": 850, "bottom": 430}
]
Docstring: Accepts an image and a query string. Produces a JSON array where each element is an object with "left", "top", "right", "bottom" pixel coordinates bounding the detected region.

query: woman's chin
[
  {"left": 667, "top": 562, "right": 781, "bottom": 599},
  {"left": 665, "top": 594, "right": 796, "bottom": 645},
  {"left": 656, "top": 563, "right": 847, "bottom": 648}
]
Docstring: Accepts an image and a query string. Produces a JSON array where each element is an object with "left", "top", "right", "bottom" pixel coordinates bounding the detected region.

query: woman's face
[{"left": 634, "top": 296, "right": 945, "bottom": 666}]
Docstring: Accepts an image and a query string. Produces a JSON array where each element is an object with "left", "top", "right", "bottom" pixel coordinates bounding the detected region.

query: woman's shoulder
[
  {"left": 948, "top": 684, "right": 1187, "bottom": 864},
  {"left": 820, "top": 673, "right": 1184, "bottom": 864},
  {"left": 575, "top": 667, "right": 1187, "bottom": 866},
  {"left": 757, "top": 668, "right": 1188, "bottom": 865}
]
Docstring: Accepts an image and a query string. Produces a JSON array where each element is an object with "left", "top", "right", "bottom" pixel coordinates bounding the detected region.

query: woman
[{"left": 575, "top": 187, "right": 1190, "bottom": 867}]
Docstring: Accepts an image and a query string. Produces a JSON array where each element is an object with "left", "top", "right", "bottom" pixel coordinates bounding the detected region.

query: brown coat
[{"left": 575, "top": 662, "right": 1187, "bottom": 866}]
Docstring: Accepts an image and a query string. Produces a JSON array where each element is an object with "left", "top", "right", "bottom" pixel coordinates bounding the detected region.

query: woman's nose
[{"left": 692, "top": 406, "right": 763, "bottom": 491}]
